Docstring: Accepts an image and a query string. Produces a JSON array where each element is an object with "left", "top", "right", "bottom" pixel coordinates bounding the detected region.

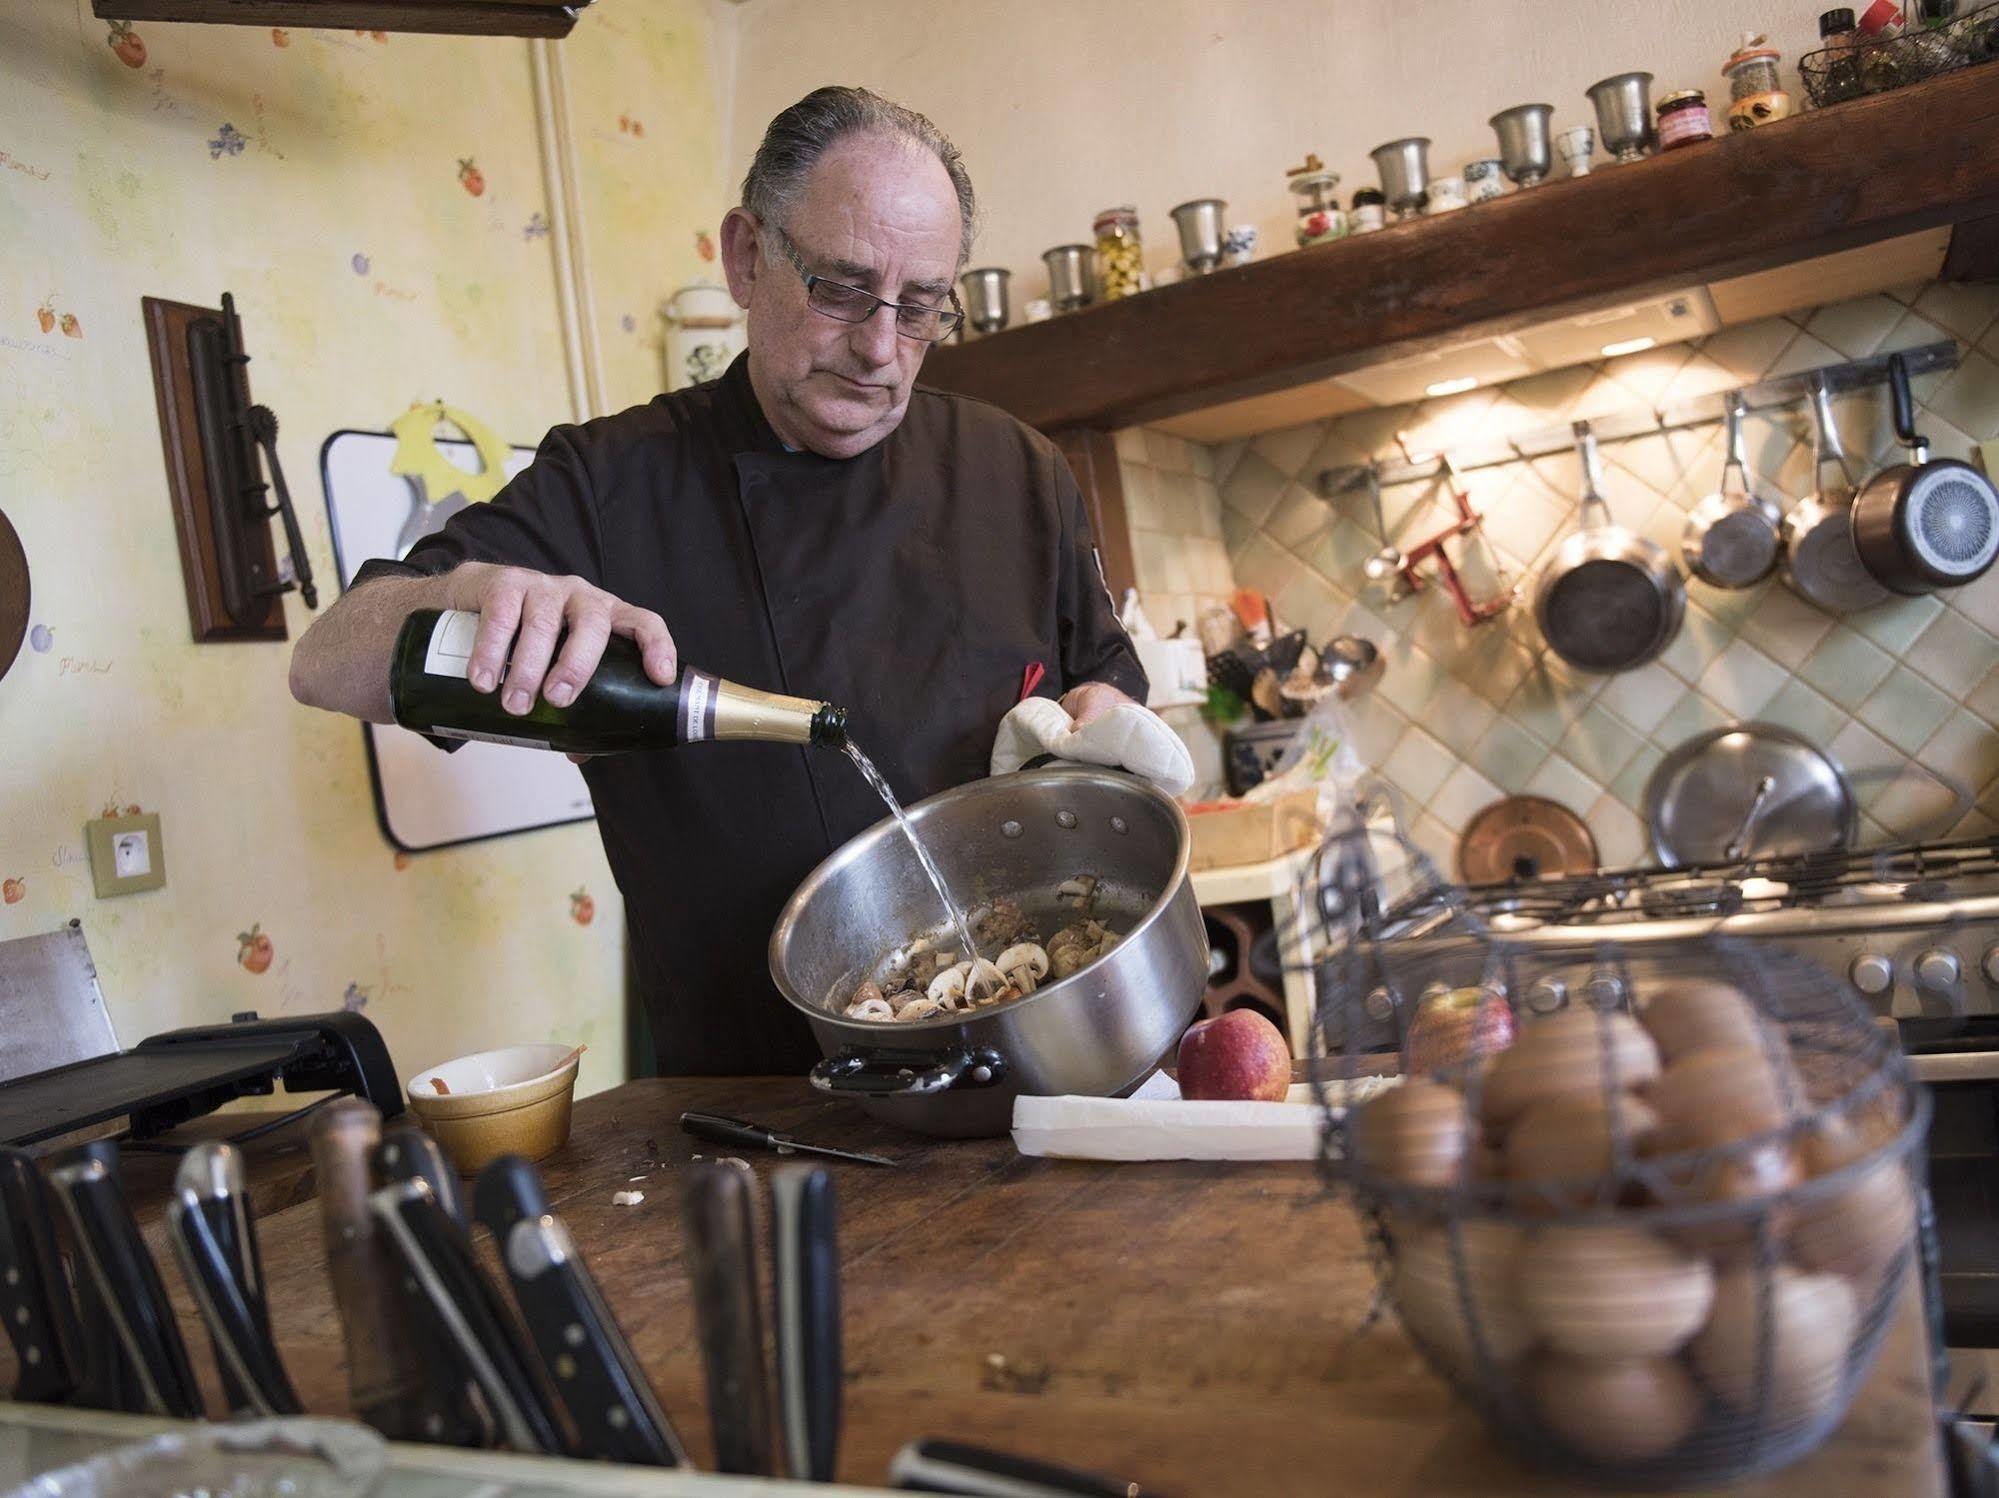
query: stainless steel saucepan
[
  {"left": 1681, "top": 391, "right": 1782, "bottom": 588},
  {"left": 1782, "top": 376, "right": 1890, "bottom": 614},
  {"left": 1852, "top": 352, "right": 1999, "bottom": 595},
  {"left": 769, "top": 767, "right": 1208, "bottom": 1138},
  {"left": 1535, "top": 421, "right": 1686, "bottom": 673}
]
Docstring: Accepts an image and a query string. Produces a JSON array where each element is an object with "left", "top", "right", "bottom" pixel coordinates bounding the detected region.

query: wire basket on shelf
[
  {"left": 1271, "top": 791, "right": 1930, "bottom": 1488},
  {"left": 1800, "top": 1, "right": 1999, "bottom": 107}
]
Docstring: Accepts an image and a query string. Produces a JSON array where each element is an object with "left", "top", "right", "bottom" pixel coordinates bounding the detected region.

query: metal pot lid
[
  {"left": 0, "top": 507, "right": 27, "bottom": 686},
  {"left": 1457, "top": 795, "right": 1599, "bottom": 884},
  {"left": 1645, "top": 723, "right": 1855, "bottom": 867}
]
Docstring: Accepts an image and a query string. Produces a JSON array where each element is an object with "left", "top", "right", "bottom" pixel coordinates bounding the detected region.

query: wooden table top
[{"left": 3, "top": 1077, "right": 1945, "bottom": 1496}]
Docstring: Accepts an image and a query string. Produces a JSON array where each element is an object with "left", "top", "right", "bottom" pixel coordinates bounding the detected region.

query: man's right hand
[{"left": 443, "top": 563, "right": 678, "bottom": 715}]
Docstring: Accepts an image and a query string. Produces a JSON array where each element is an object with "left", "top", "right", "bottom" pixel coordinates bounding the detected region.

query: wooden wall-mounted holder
[{"left": 144, "top": 294, "right": 312, "bottom": 642}]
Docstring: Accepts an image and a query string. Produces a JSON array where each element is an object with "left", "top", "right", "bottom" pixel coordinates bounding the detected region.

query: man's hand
[
  {"left": 1059, "top": 681, "right": 1135, "bottom": 726},
  {"left": 444, "top": 563, "right": 677, "bottom": 715}
]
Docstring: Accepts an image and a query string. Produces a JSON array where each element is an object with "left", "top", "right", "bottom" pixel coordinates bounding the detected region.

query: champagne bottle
[{"left": 389, "top": 608, "right": 847, "bottom": 753}]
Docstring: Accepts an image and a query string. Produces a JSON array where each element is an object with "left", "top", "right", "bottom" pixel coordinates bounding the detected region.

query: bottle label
[
  {"left": 431, "top": 725, "right": 546, "bottom": 751},
  {"left": 423, "top": 609, "right": 482, "bottom": 678},
  {"left": 677, "top": 668, "right": 719, "bottom": 744}
]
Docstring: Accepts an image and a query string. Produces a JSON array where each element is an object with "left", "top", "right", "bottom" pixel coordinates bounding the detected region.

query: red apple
[
  {"left": 1177, "top": 1009, "right": 1291, "bottom": 1102},
  {"left": 1406, "top": 986, "right": 1516, "bottom": 1076}
]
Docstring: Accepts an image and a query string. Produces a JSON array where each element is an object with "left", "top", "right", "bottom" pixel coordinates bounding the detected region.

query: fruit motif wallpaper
[{"left": 0, "top": 1, "right": 730, "bottom": 1096}]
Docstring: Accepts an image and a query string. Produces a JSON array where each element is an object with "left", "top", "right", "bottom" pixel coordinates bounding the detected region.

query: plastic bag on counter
[
  {"left": 1238, "top": 683, "right": 1363, "bottom": 820},
  {"left": 5, "top": 1419, "right": 385, "bottom": 1498}
]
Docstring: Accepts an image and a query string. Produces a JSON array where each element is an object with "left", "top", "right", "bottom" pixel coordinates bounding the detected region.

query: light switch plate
[{"left": 86, "top": 812, "right": 165, "bottom": 897}]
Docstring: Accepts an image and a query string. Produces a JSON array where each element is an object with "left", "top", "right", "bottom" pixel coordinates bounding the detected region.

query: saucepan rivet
[
  {"left": 1110, "top": 816, "right": 1128, "bottom": 834},
  {"left": 971, "top": 1065, "right": 993, "bottom": 1083},
  {"left": 1000, "top": 820, "right": 1023, "bottom": 839},
  {"left": 1056, "top": 810, "right": 1078, "bottom": 829}
]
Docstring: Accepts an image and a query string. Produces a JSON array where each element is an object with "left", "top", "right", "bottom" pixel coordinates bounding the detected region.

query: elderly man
[{"left": 290, "top": 87, "right": 1145, "bottom": 1075}]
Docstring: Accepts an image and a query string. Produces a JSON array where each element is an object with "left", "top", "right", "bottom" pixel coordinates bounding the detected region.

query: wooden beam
[
  {"left": 923, "top": 67, "right": 1999, "bottom": 433},
  {"left": 1942, "top": 212, "right": 1999, "bottom": 281},
  {"left": 1050, "top": 428, "right": 1135, "bottom": 602},
  {"left": 92, "top": 0, "right": 587, "bottom": 38}
]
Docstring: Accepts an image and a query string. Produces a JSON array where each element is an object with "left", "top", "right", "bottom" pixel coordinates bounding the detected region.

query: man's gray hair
[{"left": 742, "top": 86, "right": 976, "bottom": 267}]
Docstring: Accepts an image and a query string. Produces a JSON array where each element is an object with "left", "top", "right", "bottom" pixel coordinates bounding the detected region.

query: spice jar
[
  {"left": 1721, "top": 32, "right": 1792, "bottom": 129},
  {"left": 1655, "top": 89, "right": 1713, "bottom": 149},
  {"left": 1350, "top": 186, "right": 1387, "bottom": 234},
  {"left": 1816, "top": 8, "right": 1865, "bottom": 101},
  {"left": 1286, "top": 154, "right": 1346, "bottom": 247},
  {"left": 1092, "top": 206, "right": 1149, "bottom": 301}
]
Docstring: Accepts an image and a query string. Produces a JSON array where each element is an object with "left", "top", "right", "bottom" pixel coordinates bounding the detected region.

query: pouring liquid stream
[{"left": 842, "top": 742, "right": 983, "bottom": 972}]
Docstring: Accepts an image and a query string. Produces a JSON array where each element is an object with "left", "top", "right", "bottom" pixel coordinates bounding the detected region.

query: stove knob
[
  {"left": 1364, "top": 987, "right": 1396, "bottom": 1023},
  {"left": 1849, "top": 953, "right": 1895, "bottom": 997},
  {"left": 1583, "top": 974, "right": 1625, "bottom": 1011},
  {"left": 1915, "top": 948, "right": 1963, "bottom": 994},
  {"left": 1983, "top": 945, "right": 1999, "bottom": 986},
  {"left": 1526, "top": 977, "right": 1568, "bottom": 1015}
]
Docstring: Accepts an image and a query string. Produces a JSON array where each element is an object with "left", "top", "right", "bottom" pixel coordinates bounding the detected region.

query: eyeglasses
[{"left": 770, "top": 226, "right": 964, "bottom": 343}]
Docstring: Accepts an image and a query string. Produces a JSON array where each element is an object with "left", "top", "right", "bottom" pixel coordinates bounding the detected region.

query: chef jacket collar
[{"left": 717, "top": 351, "right": 889, "bottom": 483}]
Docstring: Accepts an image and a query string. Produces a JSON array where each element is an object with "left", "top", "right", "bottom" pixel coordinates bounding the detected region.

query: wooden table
[{"left": 3, "top": 1078, "right": 1945, "bottom": 1496}]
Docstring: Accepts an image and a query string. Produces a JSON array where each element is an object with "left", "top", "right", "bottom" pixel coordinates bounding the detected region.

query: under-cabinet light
[
  {"left": 1424, "top": 376, "right": 1479, "bottom": 397},
  {"left": 1600, "top": 336, "right": 1657, "bottom": 357}
]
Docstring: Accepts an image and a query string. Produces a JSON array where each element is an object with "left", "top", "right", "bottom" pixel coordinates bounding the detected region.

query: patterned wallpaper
[{"left": 1120, "top": 281, "right": 1999, "bottom": 878}]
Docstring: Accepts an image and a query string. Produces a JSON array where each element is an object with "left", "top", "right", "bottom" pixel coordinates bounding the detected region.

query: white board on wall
[{"left": 318, "top": 429, "right": 595, "bottom": 853}]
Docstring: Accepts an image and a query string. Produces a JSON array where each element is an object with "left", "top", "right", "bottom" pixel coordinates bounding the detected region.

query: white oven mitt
[{"left": 990, "top": 697, "right": 1196, "bottom": 796}]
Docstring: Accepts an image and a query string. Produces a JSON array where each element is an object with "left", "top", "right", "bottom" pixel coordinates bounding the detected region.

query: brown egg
[
  {"left": 1664, "top": 1141, "right": 1803, "bottom": 1261},
  {"left": 1791, "top": 1121, "right": 1916, "bottom": 1281},
  {"left": 1350, "top": 1079, "right": 1469, "bottom": 1188},
  {"left": 1638, "top": 979, "right": 1770, "bottom": 1064},
  {"left": 1516, "top": 1225, "right": 1715, "bottom": 1359},
  {"left": 1475, "top": 1009, "right": 1661, "bottom": 1132},
  {"left": 1648, "top": 1045, "right": 1804, "bottom": 1152},
  {"left": 1389, "top": 1220, "right": 1535, "bottom": 1375},
  {"left": 1690, "top": 1264, "right": 1857, "bottom": 1424},
  {"left": 1528, "top": 1354, "right": 1703, "bottom": 1464},
  {"left": 1504, "top": 1092, "right": 1660, "bottom": 1203}
]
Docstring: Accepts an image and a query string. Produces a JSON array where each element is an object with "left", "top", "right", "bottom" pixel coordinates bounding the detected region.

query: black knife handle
[
  {"left": 772, "top": 1164, "right": 841, "bottom": 1483},
  {"left": 471, "top": 1152, "right": 551, "bottom": 1240},
  {"left": 370, "top": 1177, "right": 566, "bottom": 1454},
  {"left": 62, "top": 1141, "right": 144, "bottom": 1414},
  {"left": 171, "top": 1144, "right": 251, "bottom": 1414},
  {"left": 0, "top": 1148, "right": 84, "bottom": 1404},
  {"left": 311, "top": 1099, "right": 483, "bottom": 1446},
  {"left": 47, "top": 1148, "right": 202, "bottom": 1419},
  {"left": 378, "top": 1119, "right": 467, "bottom": 1226},
  {"left": 682, "top": 1158, "right": 774, "bottom": 1476},
  {"left": 500, "top": 1210, "right": 688, "bottom": 1466},
  {"left": 888, "top": 1438, "right": 1166, "bottom": 1496},
  {"left": 167, "top": 1189, "right": 302, "bottom": 1416},
  {"left": 681, "top": 1112, "right": 779, "bottom": 1154}
]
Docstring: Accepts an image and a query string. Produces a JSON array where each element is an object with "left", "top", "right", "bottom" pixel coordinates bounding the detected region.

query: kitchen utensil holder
[
  {"left": 1799, "top": 1, "right": 1998, "bottom": 107},
  {"left": 1316, "top": 339, "right": 1961, "bottom": 493},
  {"left": 1264, "top": 794, "right": 1928, "bottom": 1488}
]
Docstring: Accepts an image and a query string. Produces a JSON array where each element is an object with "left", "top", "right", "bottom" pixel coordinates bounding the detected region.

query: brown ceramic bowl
[{"left": 405, "top": 1043, "right": 581, "bottom": 1173}]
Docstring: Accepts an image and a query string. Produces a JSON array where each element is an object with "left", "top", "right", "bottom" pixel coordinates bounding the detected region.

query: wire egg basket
[{"left": 1267, "top": 792, "right": 1931, "bottom": 1487}]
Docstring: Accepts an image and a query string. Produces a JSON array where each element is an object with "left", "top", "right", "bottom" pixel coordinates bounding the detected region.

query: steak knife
[
  {"left": 681, "top": 1158, "right": 774, "bottom": 1476},
  {"left": 771, "top": 1164, "right": 841, "bottom": 1483},
  {"left": 473, "top": 1155, "right": 688, "bottom": 1467},
  {"left": 166, "top": 1141, "right": 301, "bottom": 1416},
  {"left": 369, "top": 1172, "right": 567, "bottom": 1454},
  {"left": 47, "top": 1145, "right": 202, "bottom": 1419},
  {"left": 0, "top": 1147, "right": 85, "bottom": 1404},
  {"left": 311, "top": 1101, "right": 484, "bottom": 1446},
  {"left": 888, "top": 1438, "right": 1167, "bottom": 1495}
]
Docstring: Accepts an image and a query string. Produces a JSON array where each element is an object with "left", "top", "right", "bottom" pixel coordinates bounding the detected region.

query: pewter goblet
[
  {"left": 1370, "top": 137, "right": 1432, "bottom": 220},
  {"left": 1587, "top": 72, "right": 1656, "bottom": 163},
  {"left": 1489, "top": 102, "right": 1555, "bottom": 187}
]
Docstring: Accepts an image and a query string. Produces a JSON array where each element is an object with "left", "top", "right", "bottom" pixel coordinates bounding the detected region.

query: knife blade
[
  {"left": 472, "top": 1155, "right": 689, "bottom": 1467},
  {"left": 888, "top": 1438, "right": 1166, "bottom": 1495},
  {"left": 0, "top": 1147, "right": 85, "bottom": 1404},
  {"left": 377, "top": 1117, "right": 468, "bottom": 1226},
  {"left": 369, "top": 1173, "right": 568, "bottom": 1454},
  {"left": 771, "top": 1164, "right": 841, "bottom": 1483},
  {"left": 310, "top": 1098, "right": 485, "bottom": 1446},
  {"left": 46, "top": 1143, "right": 202, "bottom": 1419},
  {"left": 681, "top": 1158, "right": 774, "bottom": 1476},
  {"left": 680, "top": 1112, "right": 896, "bottom": 1168},
  {"left": 166, "top": 1141, "right": 301, "bottom": 1417}
]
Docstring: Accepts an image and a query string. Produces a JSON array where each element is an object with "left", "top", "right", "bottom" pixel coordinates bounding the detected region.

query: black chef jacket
[{"left": 353, "top": 354, "right": 1146, "bottom": 1076}]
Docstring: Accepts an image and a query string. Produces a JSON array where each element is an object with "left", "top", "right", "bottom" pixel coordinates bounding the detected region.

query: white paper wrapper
[{"left": 1010, "top": 1072, "right": 1396, "bottom": 1161}]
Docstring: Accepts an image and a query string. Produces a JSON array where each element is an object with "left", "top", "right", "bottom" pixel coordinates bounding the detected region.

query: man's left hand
[{"left": 1059, "top": 682, "right": 1135, "bottom": 725}]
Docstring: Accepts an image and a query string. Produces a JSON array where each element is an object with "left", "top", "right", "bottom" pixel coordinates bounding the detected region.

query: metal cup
[
  {"left": 1369, "top": 137, "right": 1432, "bottom": 219},
  {"left": 1041, "top": 244, "right": 1095, "bottom": 312},
  {"left": 1169, "top": 198, "right": 1228, "bottom": 275},
  {"left": 1489, "top": 102, "right": 1555, "bottom": 187},
  {"left": 1586, "top": 71, "right": 1656, "bottom": 163},
  {"left": 960, "top": 267, "right": 1011, "bottom": 335}
]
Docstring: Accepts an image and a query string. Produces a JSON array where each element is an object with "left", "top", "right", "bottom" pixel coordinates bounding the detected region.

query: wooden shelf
[{"left": 921, "top": 66, "right": 1999, "bottom": 434}]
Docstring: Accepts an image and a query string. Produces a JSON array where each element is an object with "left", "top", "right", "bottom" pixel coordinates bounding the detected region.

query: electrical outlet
[{"left": 87, "top": 812, "right": 165, "bottom": 897}]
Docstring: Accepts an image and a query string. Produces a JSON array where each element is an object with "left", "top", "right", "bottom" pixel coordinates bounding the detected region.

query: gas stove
[{"left": 1372, "top": 835, "right": 1999, "bottom": 1025}]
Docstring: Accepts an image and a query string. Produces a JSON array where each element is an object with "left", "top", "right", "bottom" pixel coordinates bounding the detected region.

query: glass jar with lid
[
  {"left": 1721, "top": 32, "right": 1793, "bottom": 129},
  {"left": 1655, "top": 88, "right": 1714, "bottom": 149},
  {"left": 1286, "top": 154, "right": 1346, "bottom": 247},
  {"left": 1093, "top": 207, "right": 1149, "bottom": 301}
]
